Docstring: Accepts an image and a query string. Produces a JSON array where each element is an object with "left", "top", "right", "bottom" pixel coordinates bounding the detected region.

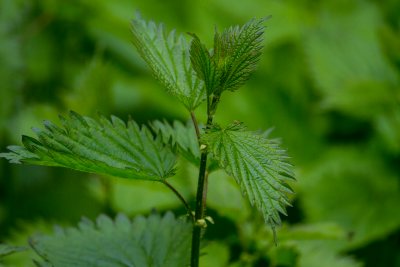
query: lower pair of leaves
[{"left": 0, "top": 112, "right": 294, "bottom": 238}]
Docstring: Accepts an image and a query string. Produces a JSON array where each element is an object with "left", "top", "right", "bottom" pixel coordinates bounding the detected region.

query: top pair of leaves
[
  {"left": 131, "top": 14, "right": 205, "bottom": 111},
  {"left": 131, "top": 14, "right": 266, "bottom": 111},
  {"left": 190, "top": 18, "right": 266, "bottom": 98}
]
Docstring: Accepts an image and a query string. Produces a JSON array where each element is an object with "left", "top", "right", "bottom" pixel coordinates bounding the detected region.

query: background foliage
[{"left": 0, "top": 0, "right": 399, "bottom": 266}]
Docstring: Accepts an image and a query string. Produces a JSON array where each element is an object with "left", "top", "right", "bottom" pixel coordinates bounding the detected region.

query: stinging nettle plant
[{"left": 0, "top": 13, "right": 295, "bottom": 267}]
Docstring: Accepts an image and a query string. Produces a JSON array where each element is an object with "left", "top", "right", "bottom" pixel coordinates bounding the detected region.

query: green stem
[
  {"left": 191, "top": 151, "right": 208, "bottom": 267},
  {"left": 190, "top": 109, "right": 215, "bottom": 267}
]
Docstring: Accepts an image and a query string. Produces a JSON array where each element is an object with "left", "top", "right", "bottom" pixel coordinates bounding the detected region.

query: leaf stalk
[{"left": 163, "top": 180, "right": 194, "bottom": 222}]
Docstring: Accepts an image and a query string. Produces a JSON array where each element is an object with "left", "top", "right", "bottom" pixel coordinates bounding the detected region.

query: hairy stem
[
  {"left": 163, "top": 180, "right": 194, "bottom": 222},
  {"left": 202, "top": 171, "right": 209, "bottom": 213},
  {"left": 190, "top": 111, "right": 214, "bottom": 267},
  {"left": 191, "top": 151, "right": 208, "bottom": 267}
]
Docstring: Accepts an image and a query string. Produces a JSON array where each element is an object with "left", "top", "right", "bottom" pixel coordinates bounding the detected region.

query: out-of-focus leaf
[
  {"left": 2, "top": 220, "right": 53, "bottom": 266},
  {"left": 0, "top": 244, "right": 27, "bottom": 258},
  {"left": 0, "top": 112, "right": 176, "bottom": 181},
  {"left": 233, "top": 218, "right": 358, "bottom": 267},
  {"left": 375, "top": 106, "right": 400, "bottom": 153},
  {"left": 0, "top": 0, "right": 25, "bottom": 138},
  {"left": 30, "top": 212, "right": 192, "bottom": 267},
  {"left": 296, "top": 241, "right": 362, "bottom": 267},
  {"left": 299, "top": 148, "right": 400, "bottom": 249},
  {"left": 305, "top": 2, "right": 399, "bottom": 118},
  {"left": 278, "top": 222, "right": 347, "bottom": 242},
  {"left": 203, "top": 0, "right": 309, "bottom": 43},
  {"left": 62, "top": 54, "right": 113, "bottom": 115},
  {"left": 6, "top": 104, "right": 60, "bottom": 144}
]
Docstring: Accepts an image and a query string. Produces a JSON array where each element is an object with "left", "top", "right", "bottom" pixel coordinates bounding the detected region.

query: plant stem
[
  {"left": 163, "top": 180, "right": 194, "bottom": 222},
  {"left": 191, "top": 151, "right": 208, "bottom": 267},
  {"left": 202, "top": 171, "right": 209, "bottom": 211},
  {"left": 190, "top": 110, "right": 215, "bottom": 267}
]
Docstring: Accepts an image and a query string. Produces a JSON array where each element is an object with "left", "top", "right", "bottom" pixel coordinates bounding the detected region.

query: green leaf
[
  {"left": 1, "top": 220, "right": 55, "bottom": 266},
  {"left": 203, "top": 122, "right": 294, "bottom": 229},
  {"left": 131, "top": 13, "right": 206, "bottom": 111},
  {"left": 304, "top": 2, "right": 399, "bottom": 117},
  {"left": 213, "top": 18, "right": 266, "bottom": 94},
  {"left": 0, "top": 244, "right": 27, "bottom": 258},
  {"left": 188, "top": 18, "right": 266, "bottom": 101},
  {"left": 0, "top": 111, "right": 176, "bottom": 181},
  {"left": 278, "top": 222, "right": 347, "bottom": 242},
  {"left": 189, "top": 33, "right": 219, "bottom": 96},
  {"left": 30, "top": 212, "right": 192, "bottom": 267},
  {"left": 299, "top": 148, "right": 400, "bottom": 249},
  {"left": 296, "top": 241, "right": 362, "bottom": 267},
  {"left": 151, "top": 120, "right": 200, "bottom": 165}
]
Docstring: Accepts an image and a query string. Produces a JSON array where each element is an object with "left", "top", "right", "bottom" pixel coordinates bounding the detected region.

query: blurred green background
[{"left": 0, "top": 0, "right": 399, "bottom": 266}]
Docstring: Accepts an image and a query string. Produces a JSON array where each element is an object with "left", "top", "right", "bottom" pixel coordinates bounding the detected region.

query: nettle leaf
[
  {"left": 188, "top": 18, "right": 266, "bottom": 98},
  {"left": 0, "top": 112, "right": 176, "bottom": 181},
  {"left": 0, "top": 244, "right": 27, "bottom": 258},
  {"left": 151, "top": 120, "right": 200, "bottom": 165},
  {"left": 213, "top": 18, "right": 266, "bottom": 94},
  {"left": 203, "top": 123, "right": 294, "bottom": 229},
  {"left": 30, "top": 212, "right": 192, "bottom": 267},
  {"left": 131, "top": 13, "right": 206, "bottom": 111},
  {"left": 189, "top": 33, "right": 219, "bottom": 96}
]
